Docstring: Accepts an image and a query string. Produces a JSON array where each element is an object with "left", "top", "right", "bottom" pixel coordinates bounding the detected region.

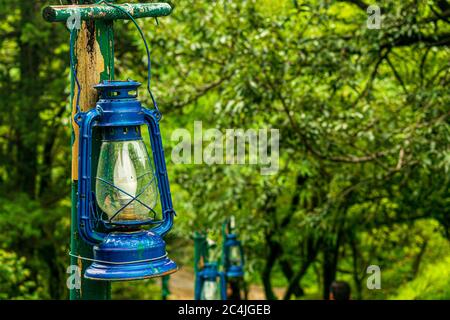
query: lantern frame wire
[
  {"left": 76, "top": 89, "right": 176, "bottom": 244},
  {"left": 95, "top": 173, "right": 159, "bottom": 223},
  {"left": 69, "top": 30, "right": 82, "bottom": 117},
  {"left": 75, "top": 84, "right": 178, "bottom": 280}
]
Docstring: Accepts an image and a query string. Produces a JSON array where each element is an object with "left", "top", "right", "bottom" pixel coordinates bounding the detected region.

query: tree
[{"left": 0, "top": 0, "right": 448, "bottom": 300}]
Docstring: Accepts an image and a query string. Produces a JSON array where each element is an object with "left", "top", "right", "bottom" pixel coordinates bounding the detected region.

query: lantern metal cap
[
  {"left": 94, "top": 80, "right": 142, "bottom": 90},
  {"left": 200, "top": 262, "right": 221, "bottom": 280},
  {"left": 205, "top": 262, "right": 218, "bottom": 268}
]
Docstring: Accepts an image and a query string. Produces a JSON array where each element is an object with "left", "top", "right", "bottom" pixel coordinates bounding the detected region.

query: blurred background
[{"left": 0, "top": 0, "right": 449, "bottom": 300}]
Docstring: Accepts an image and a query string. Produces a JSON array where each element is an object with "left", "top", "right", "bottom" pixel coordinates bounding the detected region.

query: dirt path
[{"left": 167, "top": 267, "right": 285, "bottom": 300}]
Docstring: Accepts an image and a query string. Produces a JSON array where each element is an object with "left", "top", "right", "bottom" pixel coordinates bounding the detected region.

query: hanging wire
[
  {"left": 69, "top": 29, "right": 82, "bottom": 118},
  {"left": 96, "top": 0, "right": 162, "bottom": 120},
  {"left": 69, "top": 0, "right": 162, "bottom": 120},
  {"left": 69, "top": 251, "right": 169, "bottom": 264}
]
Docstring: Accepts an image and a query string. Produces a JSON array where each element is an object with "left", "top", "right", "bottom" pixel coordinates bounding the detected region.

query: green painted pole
[
  {"left": 193, "top": 232, "right": 208, "bottom": 298},
  {"left": 161, "top": 275, "right": 171, "bottom": 300},
  {"left": 68, "top": 0, "right": 114, "bottom": 300},
  {"left": 43, "top": 3, "right": 172, "bottom": 22},
  {"left": 43, "top": 0, "right": 172, "bottom": 300},
  {"left": 194, "top": 232, "right": 207, "bottom": 274}
]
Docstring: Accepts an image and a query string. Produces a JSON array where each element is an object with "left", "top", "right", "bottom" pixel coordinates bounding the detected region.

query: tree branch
[
  {"left": 339, "top": 0, "right": 369, "bottom": 11},
  {"left": 386, "top": 55, "right": 408, "bottom": 95},
  {"left": 166, "top": 74, "right": 232, "bottom": 113}
]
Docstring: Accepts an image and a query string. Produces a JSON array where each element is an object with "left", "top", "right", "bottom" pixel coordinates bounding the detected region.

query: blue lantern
[
  {"left": 224, "top": 233, "right": 245, "bottom": 278},
  {"left": 76, "top": 80, "right": 177, "bottom": 281},
  {"left": 195, "top": 262, "right": 226, "bottom": 300}
]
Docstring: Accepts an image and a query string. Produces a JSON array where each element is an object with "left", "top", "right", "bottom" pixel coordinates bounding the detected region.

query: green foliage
[
  {"left": 0, "top": 250, "right": 42, "bottom": 299},
  {"left": 0, "top": 194, "right": 70, "bottom": 299},
  {"left": 112, "top": 279, "right": 162, "bottom": 300},
  {"left": 146, "top": 0, "right": 449, "bottom": 300},
  {"left": 0, "top": 0, "right": 449, "bottom": 300},
  {"left": 394, "top": 255, "right": 450, "bottom": 300}
]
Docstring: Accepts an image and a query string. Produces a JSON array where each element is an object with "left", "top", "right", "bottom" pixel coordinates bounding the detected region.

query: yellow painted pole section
[{"left": 71, "top": 22, "right": 106, "bottom": 180}]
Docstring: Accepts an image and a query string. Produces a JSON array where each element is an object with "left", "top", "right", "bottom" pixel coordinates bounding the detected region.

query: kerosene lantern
[
  {"left": 222, "top": 217, "right": 245, "bottom": 300},
  {"left": 195, "top": 262, "right": 226, "bottom": 300},
  {"left": 76, "top": 80, "right": 177, "bottom": 281},
  {"left": 223, "top": 234, "right": 245, "bottom": 278},
  {"left": 223, "top": 218, "right": 245, "bottom": 278}
]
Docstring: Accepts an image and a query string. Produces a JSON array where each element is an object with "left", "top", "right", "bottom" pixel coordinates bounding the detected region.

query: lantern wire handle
[{"left": 97, "top": 0, "right": 162, "bottom": 120}]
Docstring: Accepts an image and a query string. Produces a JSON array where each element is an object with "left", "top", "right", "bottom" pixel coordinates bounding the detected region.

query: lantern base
[
  {"left": 84, "top": 230, "right": 178, "bottom": 281},
  {"left": 226, "top": 266, "right": 244, "bottom": 278},
  {"left": 84, "top": 258, "right": 177, "bottom": 281}
]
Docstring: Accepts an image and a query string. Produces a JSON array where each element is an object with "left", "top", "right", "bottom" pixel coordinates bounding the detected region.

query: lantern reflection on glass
[
  {"left": 96, "top": 135, "right": 158, "bottom": 222},
  {"left": 201, "top": 280, "right": 221, "bottom": 300}
]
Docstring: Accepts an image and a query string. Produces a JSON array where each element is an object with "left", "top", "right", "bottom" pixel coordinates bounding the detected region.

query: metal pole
[
  {"left": 43, "top": 3, "right": 171, "bottom": 22},
  {"left": 161, "top": 275, "right": 171, "bottom": 300},
  {"left": 68, "top": 0, "right": 114, "bottom": 300},
  {"left": 193, "top": 232, "right": 207, "bottom": 298}
]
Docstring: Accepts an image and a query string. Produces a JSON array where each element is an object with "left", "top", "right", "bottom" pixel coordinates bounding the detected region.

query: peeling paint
[
  {"left": 43, "top": 3, "right": 172, "bottom": 22},
  {"left": 77, "top": 256, "right": 83, "bottom": 296},
  {"left": 71, "top": 21, "right": 105, "bottom": 180}
]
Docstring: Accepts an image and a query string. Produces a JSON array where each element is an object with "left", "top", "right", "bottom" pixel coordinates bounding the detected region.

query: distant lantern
[
  {"left": 195, "top": 262, "right": 226, "bottom": 300},
  {"left": 222, "top": 217, "right": 246, "bottom": 300},
  {"left": 224, "top": 233, "right": 245, "bottom": 278}
]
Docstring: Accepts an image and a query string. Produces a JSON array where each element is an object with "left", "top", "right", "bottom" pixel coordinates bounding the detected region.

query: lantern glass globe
[
  {"left": 201, "top": 280, "right": 221, "bottom": 300},
  {"left": 96, "top": 139, "right": 158, "bottom": 222},
  {"left": 230, "top": 245, "right": 241, "bottom": 266}
]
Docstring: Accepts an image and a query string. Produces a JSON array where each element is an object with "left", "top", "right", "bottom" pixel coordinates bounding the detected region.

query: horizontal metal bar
[{"left": 43, "top": 3, "right": 172, "bottom": 23}]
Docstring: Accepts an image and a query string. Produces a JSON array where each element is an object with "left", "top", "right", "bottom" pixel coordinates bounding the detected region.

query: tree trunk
[
  {"left": 276, "top": 174, "right": 310, "bottom": 299},
  {"left": 412, "top": 240, "right": 428, "bottom": 279},
  {"left": 350, "top": 237, "right": 363, "bottom": 300},
  {"left": 17, "top": 1, "right": 41, "bottom": 198},
  {"left": 322, "top": 234, "right": 341, "bottom": 300},
  {"left": 279, "top": 259, "right": 304, "bottom": 297},
  {"left": 39, "top": 106, "right": 65, "bottom": 200},
  {"left": 261, "top": 237, "right": 281, "bottom": 300},
  {"left": 283, "top": 237, "right": 320, "bottom": 300},
  {"left": 283, "top": 260, "right": 310, "bottom": 300}
]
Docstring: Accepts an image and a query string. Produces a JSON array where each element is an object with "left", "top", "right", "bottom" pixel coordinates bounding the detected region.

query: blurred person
[{"left": 330, "top": 281, "right": 351, "bottom": 301}]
